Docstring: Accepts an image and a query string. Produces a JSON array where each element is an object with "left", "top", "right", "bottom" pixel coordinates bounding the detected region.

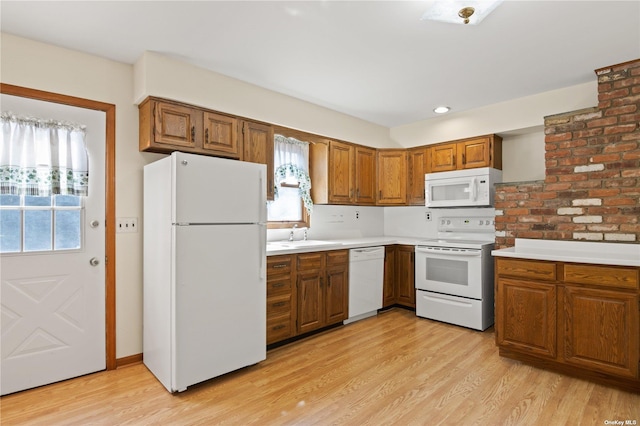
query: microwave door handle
[{"left": 471, "top": 177, "right": 478, "bottom": 201}]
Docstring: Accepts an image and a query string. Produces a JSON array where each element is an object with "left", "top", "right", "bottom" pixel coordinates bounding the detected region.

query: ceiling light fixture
[
  {"left": 421, "top": 0, "right": 503, "bottom": 25},
  {"left": 434, "top": 106, "right": 450, "bottom": 114}
]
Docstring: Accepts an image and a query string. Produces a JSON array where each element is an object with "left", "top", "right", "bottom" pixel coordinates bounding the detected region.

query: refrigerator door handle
[
  {"left": 259, "top": 224, "right": 266, "bottom": 280},
  {"left": 258, "top": 169, "right": 267, "bottom": 224}
]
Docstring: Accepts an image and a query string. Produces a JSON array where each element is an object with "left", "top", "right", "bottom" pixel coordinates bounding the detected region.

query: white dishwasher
[{"left": 344, "top": 246, "right": 385, "bottom": 325}]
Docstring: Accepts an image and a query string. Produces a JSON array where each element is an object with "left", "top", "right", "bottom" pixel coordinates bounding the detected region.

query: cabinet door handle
[
  {"left": 272, "top": 301, "right": 286, "bottom": 308},
  {"left": 272, "top": 324, "right": 286, "bottom": 331},
  {"left": 379, "top": 190, "right": 382, "bottom": 199},
  {"left": 272, "top": 264, "right": 287, "bottom": 269},
  {"left": 272, "top": 282, "right": 285, "bottom": 288},
  {"left": 462, "top": 153, "right": 466, "bottom": 164},
  {"left": 452, "top": 154, "right": 456, "bottom": 165},
  {"left": 205, "top": 128, "right": 209, "bottom": 144},
  {"left": 191, "top": 126, "right": 195, "bottom": 141}
]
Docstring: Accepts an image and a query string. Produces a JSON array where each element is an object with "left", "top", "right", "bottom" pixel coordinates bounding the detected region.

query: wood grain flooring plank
[{"left": 1, "top": 308, "right": 638, "bottom": 425}]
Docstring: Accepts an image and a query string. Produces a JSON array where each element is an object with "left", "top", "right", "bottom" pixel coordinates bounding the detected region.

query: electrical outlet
[
  {"left": 425, "top": 211, "right": 432, "bottom": 222},
  {"left": 355, "top": 211, "right": 360, "bottom": 220},
  {"left": 117, "top": 217, "right": 138, "bottom": 233}
]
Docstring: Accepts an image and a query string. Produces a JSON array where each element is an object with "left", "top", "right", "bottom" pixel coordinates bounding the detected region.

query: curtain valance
[
  {"left": 273, "top": 134, "right": 313, "bottom": 215},
  {"left": 0, "top": 112, "right": 89, "bottom": 196}
]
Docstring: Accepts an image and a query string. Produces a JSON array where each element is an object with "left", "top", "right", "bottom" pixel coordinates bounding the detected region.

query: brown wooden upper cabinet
[
  {"left": 328, "top": 140, "right": 354, "bottom": 204},
  {"left": 407, "top": 146, "right": 430, "bottom": 205},
  {"left": 310, "top": 140, "right": 376, "bottom": 205},
  {"left": 139, "top": 97, "right": 243, "bottom": 160},
  {"left": 376, "top": 150, "right": 407, "bottom": 205},
  {"left": 202, "top": 111, "right": 239, "bottom": 157},
  {"left": 242, "top": 120, "right": 275, "bottom": 200},
  {"left": 354, "top": 146, "right": 376, "bottom": 205},
  {"left": 430, "top": 134, "right": 502, "bottom": 173}
]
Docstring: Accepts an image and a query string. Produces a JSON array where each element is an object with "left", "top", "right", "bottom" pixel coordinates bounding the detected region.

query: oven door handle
[
  {"left": 416, "top": 246, "right": 482, "bottom": 256},
  {"left": 423, "top": 294, "right": 473, "bottom": 308}
]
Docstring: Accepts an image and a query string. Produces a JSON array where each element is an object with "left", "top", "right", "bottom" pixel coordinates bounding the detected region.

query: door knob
[
  {"left": 89, "top": 257, "right": 100, "bottom": 266},
  {"left": 90, "top": 220, "right": 100, "bottom": 228}
]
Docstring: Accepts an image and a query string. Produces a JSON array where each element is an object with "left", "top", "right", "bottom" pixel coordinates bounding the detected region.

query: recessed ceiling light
[
  {"left": 434, "top": 106, "right": 450, "bottom": 114},
  {"left": 421, "top": 0, "right": 503, "bottom": 25}
]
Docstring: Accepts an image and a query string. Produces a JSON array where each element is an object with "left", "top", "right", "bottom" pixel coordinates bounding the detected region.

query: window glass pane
[
  {"left": 0, "top": 195, "right": 20, "bottom": 206},
  {"left": 54, "top": 195, "right": 81, "bottom": 207},
  {"left": 25, "top": 195, "right": 52, "bottom": 207},
  {"left": 55, "top": 210, "right": 81, "bottom": 250},
  {"left": 0, "top": 210, "right": 21, "bottom": 253},
  {"left": 24, "top": 210, "right": 52, "bottom": 251},
  {"left": 268, "top": 186, "right": 302, "bottom": 222}
]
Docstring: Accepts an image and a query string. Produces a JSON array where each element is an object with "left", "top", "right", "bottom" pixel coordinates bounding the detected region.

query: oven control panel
[{"left": 438, "top": 216, "right": 495, "bottom": 232}]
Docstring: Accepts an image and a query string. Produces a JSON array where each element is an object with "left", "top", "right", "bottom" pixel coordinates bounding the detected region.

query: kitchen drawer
[
  {"left": 267, "top": 276, "right": 292, "bottom": 297},
  {"left": 267, "top": 315, "right": 293, "bottom": 344},
  {"left": 326, "top": 250, "right": 348, "bottom": 266},
  {"left": 496, "top": 258, "right": 556, "bottom": 281},
  {"left": 267, "top": 255, "right": 292, "bottom": 275},
  {"left": 297, "top": 253, "right": 323, "bottom": 270},
  {"left": 563, "top": 264, "right": 639, "bottom": 289},
  {"left": 267, "top": 294, "right": 291, "bottom": 317}
]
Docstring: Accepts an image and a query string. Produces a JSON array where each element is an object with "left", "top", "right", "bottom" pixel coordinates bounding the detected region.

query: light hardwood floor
[{"left": 1, "top": 308, "right": 638, "bottom": 425}]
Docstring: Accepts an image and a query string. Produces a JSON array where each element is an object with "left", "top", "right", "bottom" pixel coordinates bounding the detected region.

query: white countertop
[
  {"left": 492, "top": 238, "right": 640, "bottom": 267},
  {"left": 266, "top": 236, "right": 424, "bottom": 256}
]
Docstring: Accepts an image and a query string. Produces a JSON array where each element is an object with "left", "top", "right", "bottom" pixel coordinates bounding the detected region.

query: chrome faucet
[{"left": 289, "top": 224, "right": 297, "bottom": 241}]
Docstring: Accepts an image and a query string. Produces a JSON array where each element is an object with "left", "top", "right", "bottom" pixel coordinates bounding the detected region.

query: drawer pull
[
  {"left": 271, "top": 282, "right": 285, "bottom": 288},
  {"left": 272, "top": 324, "right": 286, "bottom": 331},
  {"left": 272, "top": 264, "right": 288, "bottom": 269},
  {"left": 272, "top": 301, "right": 286, "bottom": 308}
]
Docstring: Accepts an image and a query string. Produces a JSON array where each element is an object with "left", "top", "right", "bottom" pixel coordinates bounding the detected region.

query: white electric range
[{"left": 414, "top": 216, "right": 496, "bottom": 331}]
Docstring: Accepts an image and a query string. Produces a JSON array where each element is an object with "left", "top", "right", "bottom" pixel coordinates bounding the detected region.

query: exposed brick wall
[{"left": 495, "top": 59, "right": 640, "bottom": 248}]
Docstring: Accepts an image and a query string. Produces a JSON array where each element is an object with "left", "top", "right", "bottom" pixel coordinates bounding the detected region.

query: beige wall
[
  {"left": 388, "top": 81, "right": 598, "bottom": 185},
  {"left": 501, "top": 129, "right": 547, "bottom": 183},
  {"left": 0, "top": 35, "right": 395, "bottom": 358},
  {"left": 0, "top": 33, "right": 151, "bottom": 358},
  {"left": 134, "top": 52, "right": 395, "bottom": 149},
  {"left": 0, "top": 32, "right": 603, "bottom": 358},
  {"left": 389, "top": 81, "right": 597, "bottom": 148}
]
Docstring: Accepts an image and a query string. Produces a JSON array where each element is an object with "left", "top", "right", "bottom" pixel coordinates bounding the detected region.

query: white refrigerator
[{"left": 143, "top": 152, "right": 267, "bottom": 393}]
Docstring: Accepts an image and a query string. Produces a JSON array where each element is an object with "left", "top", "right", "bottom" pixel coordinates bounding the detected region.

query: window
[
  {"left": 0, "top": 111, "right": 88, "bottom": 253},
  {"left": 267, "top": 134, "right": 312, "bottom": 228},
  {"left": 0, "top": 194, "right": 83, "bottom": 253}
]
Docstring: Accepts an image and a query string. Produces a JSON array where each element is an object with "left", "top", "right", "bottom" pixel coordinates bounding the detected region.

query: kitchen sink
[{"left": 268, "top": 240, "right": 343, "bottom": 249}]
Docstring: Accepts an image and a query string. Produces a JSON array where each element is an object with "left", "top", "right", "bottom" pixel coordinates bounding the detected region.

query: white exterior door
[{"left": 0, "top": 95, "right": 106, "bottom": 395}]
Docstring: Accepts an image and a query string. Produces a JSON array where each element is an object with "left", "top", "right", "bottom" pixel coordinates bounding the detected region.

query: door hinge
[{"left": 105, "top": 256, "right": 108, "bottom": 266}]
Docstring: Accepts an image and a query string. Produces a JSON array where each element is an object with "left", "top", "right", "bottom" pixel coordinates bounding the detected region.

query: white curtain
[
  {"left": 0, "top": 112, "right": 89, "bottom": 196},
  {"left": 273, "top": 134, "right": 313, "bottom": 214}
]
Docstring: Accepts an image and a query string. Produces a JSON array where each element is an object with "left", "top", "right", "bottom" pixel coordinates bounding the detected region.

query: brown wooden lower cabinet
[
  {"left": 383, "top": 245, "right": 415, "bottom": 309},
  {"left": 297, "top": 251, "right": 349, "bottom": 334},
  {"left": 495, "top": 257, "right": 640, "bottom": 391},
  {"left": 383, "top": 246, "right": 396, "bottom": 307},
  {"left": 266, "top": 255, "right": 295, "bottom": 345},
  {"left": 267, "top": 250, "right": 349, "bottom": 345}
]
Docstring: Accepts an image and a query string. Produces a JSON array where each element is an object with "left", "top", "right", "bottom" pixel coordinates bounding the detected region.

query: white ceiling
[{"left": 1, "top": 1, "right": 639, "bottom": 128}]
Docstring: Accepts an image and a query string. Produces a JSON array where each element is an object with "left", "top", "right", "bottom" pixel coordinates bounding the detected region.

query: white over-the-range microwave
[{"left": 425, "top": 167, "right": 502, "bottom": 208}]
